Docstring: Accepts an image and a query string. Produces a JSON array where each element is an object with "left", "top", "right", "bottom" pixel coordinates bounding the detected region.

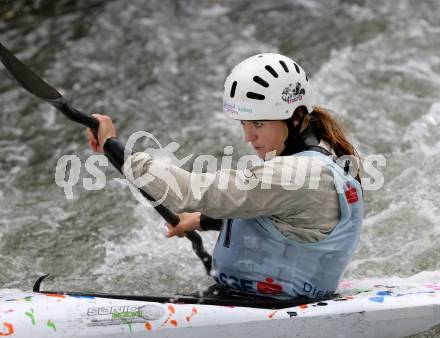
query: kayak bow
[{"left": 1, "top": 277, "right": 439, "bottom": 338}]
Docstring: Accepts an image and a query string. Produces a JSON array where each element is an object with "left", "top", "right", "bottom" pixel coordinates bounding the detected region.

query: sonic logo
[
  {"left": 87, "top": 304, "right": 165, "bottom": 327},
  {"left": 281, "top": 82, "right": 305, "bottom": 104}
]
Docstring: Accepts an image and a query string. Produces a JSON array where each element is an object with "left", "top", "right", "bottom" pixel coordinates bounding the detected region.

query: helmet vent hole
[
  {"left": 230, "top": 81, "right": 237, "bottom": 98},
  {"left": 279, "top": 60, "right": 289, "bottom": 73},
  {"left": 294, "top": 63, "right": 300, "bottom": 74},
  {"left": 246, "top": 92, "right": 265, "bottom": 100},
  {"left": 265, "top": 65, "right": 278, "bottom": 78},
  {"left": 253, "top": 76, "right": 269, "bottom": 88}
]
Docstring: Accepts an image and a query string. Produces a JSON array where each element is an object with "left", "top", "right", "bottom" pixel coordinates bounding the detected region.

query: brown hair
[{"left": 296, "top": 105, "right": 362, "bottom": 184}]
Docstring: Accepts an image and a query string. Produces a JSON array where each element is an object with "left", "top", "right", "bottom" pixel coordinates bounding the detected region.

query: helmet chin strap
[{"left": 281, "top": 114, "right": 332, "bottom": 157}]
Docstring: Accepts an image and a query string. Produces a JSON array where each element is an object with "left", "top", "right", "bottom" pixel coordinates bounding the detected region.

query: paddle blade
[{"left": 0, "top": 42, "right": 62, "bottom": 100}]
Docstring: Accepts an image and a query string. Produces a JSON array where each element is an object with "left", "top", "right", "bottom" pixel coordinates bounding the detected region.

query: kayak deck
[{"left": 1, "top": 280, "right": 439, "bottom": 338}]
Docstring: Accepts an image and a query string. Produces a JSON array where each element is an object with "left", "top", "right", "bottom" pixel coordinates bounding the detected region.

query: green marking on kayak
[
  {"left": 25, "top": 308, "right": 36, "bottom": 325},
  {"left": 112, "top": 311, "right": 142, "bottom": 319},
  {"left": 24, "top": 296, "right": 33, "bottom": 302},
  {"left": 47, "top": 320, "right": 56, "bottom": 331}
]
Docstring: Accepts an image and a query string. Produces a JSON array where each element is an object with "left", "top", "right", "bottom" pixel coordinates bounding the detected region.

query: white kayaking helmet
[{"left": 223, "top": 53, "right": 315, "bottom": 120}]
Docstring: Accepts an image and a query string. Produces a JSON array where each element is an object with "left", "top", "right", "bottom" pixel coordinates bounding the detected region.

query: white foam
[{"left": 403, "top": 102, "right": 440, "bottom": 156}]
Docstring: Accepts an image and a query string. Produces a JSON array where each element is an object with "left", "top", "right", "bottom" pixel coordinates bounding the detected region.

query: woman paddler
[{"left": 87, "top": 53, "right": 364, "bottom": 300}]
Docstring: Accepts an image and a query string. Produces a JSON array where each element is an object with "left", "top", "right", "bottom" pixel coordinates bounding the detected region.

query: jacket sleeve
[{"left": 122, "top": 152, "right": 314, "bottom": 219}]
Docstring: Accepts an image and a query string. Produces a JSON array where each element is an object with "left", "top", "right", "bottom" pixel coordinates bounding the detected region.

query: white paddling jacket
[{"left": 212, "top": 151, "right": 363, "bottom": 299}]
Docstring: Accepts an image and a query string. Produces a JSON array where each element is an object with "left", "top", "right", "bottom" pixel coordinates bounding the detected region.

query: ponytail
[{"left": 297, "top": 106, "right": 362, "bottom": 184}]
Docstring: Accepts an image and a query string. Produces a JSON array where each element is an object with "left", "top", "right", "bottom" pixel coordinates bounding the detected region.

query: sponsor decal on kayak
[
  {"left": 159, "top": 305, "right": 177, "bottom": 328},
  {"left": 45, "top": 294, "right": 65, "bottom": 298},
  {"left": 25, "top": 308, "right": 36, "bottom": 325},
  {"left": 47, "top": 320, "right": 56, "bottom": 332},
  {"left": 146, "top": 304, "right": 184, "bottom": 331},
  {"left": 86, "top": 304, "right": 165, "bottom": 327},
  {"left": 369, "top": 296, "right": 385, "bottom": 303},
  {"left": 0, "top": 322, "right": 14, "bottom": 336},
  {"left": 5, "top": 296, "right": 33, "bottom": 302},
  {"left": 424, "top": 283, "right": 440, "bottom": 291},
  {"left": 268, "top": 310, "right": 278, "bottom": 319},
  {"left": 87, "top": 305, "right": 141, "bottom": 316},
  {"left": 185, "top": 306, "right": 198, "bottom": 322}
]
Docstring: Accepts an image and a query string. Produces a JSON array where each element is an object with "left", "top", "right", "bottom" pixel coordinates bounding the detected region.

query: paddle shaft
[
  {"left": 51, "top": 98, "right": 212, "bottom": 267},
  {"left": 55, "top": 99, "right": 213, "bottom": 275}
]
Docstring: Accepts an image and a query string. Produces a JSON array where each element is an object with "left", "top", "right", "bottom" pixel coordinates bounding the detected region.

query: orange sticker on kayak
[
  {"left": 186, "top": 307, "right": 198, "bottom": 322},
  {"left": 145, "top": 322, "right": 152, "bottom": 331},
  {"left": 0, "top": 322, "right": 14, "bottom": 336},
  {"left": 167, "top": 305, "right": 175, "bottom": 314},
  {"left": 46, "top": 294, "right": 66, "bottom": 298},
  {"left": 160, "top": 305, "right": 178, "bottom": 328},
  {"left": 268, "top": 310, "right": 278, "bottom": 319}
]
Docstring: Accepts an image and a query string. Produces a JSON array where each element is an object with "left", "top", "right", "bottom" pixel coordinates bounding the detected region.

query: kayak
[
  {"left": 1, "top": 276, "right": 439, "bottom": 338},
  {"left": 1, "top": 29, "right": 438, "bottom": 338}
]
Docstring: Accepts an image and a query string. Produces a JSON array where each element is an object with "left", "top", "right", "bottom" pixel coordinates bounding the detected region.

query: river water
[{"left": 0, "top": 0, "right": 439, "bottom": 335}]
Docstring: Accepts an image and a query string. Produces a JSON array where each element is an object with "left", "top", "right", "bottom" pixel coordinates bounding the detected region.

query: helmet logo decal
[
  {"left": 224, "top": 100, "right": 253, "bottom": 115},
  {"left": 224, "top": 101, "right": 238, "bottom": 115},
  {"left": 281, "top": 82, "right": 305, "bottom": 104}
]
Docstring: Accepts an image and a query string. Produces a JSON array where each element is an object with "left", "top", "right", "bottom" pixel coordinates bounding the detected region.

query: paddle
[{"left": 0, "top": 41, "right": 212, "bottom": 274}]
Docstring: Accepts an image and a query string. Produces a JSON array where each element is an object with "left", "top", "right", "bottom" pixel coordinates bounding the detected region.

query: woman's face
[{"left": 240, "top": 120, "right": 289, "bottom": 159}]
